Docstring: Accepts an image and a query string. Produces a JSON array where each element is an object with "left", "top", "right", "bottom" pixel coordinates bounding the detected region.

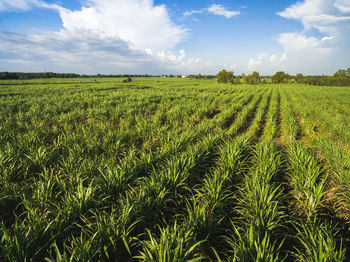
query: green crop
[{"left": 0, "top": 77, "right": 349, "bottom": 260}]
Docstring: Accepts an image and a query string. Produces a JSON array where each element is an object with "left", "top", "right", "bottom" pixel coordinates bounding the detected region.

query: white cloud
[
  {"left": 247, "top": 53, "right": 280, "bottom": 74},
  {"left": 0, "top": 0, "right": 61, "bottom": 11},
  {"left": 335, "top": 0, "right": 350, "bottom": 13},
  {"left": 156, "top": 49, "right": 202, "bottom": 69},
  {"left": 0, "top": 29, "right": 206, "bottom": 74},
  {"left": 55, "top": 0, "right": 188, "bottom": 52},
  {"left": 0, "top": 30, "right": 140, "bottom": 72},
  {"left": 277, "top": 32, "right": 335, "bottom": 73},
  {"left": 0, "top": 0, "right": 188, "bottom": 52},
  {"left": 184, "top": 10, "right": 204, "bottom": 17},
  {"left": 157, "top": 49, "right": 198, "bottom": 64},
  {"left": 270, "top": 54, "right": 278, "bottom": 62},
  {"left": 278, "top": 33, "right": 331, "bottom": 51},
  {"left": 184, "top": 4, "right": 240, "bottom": 19},
  {"left": 278, "top": 0, "right": 350, "bottom": 34},
  {"left": 0, "top": 0, "right": 210, "bottom": 74},
  {"left": 247, "top": 0, "right": 350, "bottom": 75},
  {"left": 207, "top": 4, "right": 240, "bottom": 18},
  {"left": 0, "top": 0, "right": 36, "bottom": 11}
]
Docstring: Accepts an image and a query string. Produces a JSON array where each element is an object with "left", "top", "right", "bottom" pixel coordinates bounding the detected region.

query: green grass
[{"left": 0, "top": 77, "right": 349, "bottom": 260}]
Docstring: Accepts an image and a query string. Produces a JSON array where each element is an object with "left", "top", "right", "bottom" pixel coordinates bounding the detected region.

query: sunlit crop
[{"left": 0, "top": 77, "right": 349, "bottom": 260}]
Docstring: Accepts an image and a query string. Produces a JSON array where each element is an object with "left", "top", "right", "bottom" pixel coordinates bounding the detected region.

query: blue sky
[{"left": 0, "top": 0, "right": 349, "bottom": 75}]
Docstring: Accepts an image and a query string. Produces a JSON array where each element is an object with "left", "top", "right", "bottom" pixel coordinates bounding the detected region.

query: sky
[{"left": 0, "top": 0, "right": 349, "bottom": 75}]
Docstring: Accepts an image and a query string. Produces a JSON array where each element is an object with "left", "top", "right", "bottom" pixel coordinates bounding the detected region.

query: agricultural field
[{"left": 0, "top": 77, "right": 350, "bottom": 261}]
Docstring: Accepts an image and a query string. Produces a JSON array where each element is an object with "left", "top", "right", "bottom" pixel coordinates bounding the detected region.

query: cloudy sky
[{"left": 0, "top": 0, "right": 349, "bottom": 75}]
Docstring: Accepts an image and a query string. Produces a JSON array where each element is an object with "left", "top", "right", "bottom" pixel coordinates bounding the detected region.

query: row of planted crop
[
  {"left": 243, "top": 88, "right": 272, "bottom": 139},
  {"left": 0, "top": 87, "right": 251, "bottom": 260},
  {"left": 278, "top": 88, "right": 347, "bottom": 260},
  {"left": 133, "top": 138, "right": 347, "bottom": 260},
  {"left": 283, "top": 87, "right": 350, "bottom": 222},
  {"left": 0, "top": 80, "right": 257, "bottom": 156},
  {"left": 53, "top": 87, "right": 266, "bottom": 260},
  {"left": 291, "top": 88, "right": 350, "bottom": 146},
  {"left": 0, "top": 89, "right": 221, "bottom": 177},
  {"left": 0, "top": 131, "right": 225, "bottom": 261},
  {"left": 0, "top": 84, "right": 257, "bottom": 190},
  {"left": 1, "top": 129, "right": 347, "bottom": 261},
  {"left": 133, "top": 88, "right": 286, "bottom": 260},
  {"left": 2, "top": 83, "right": 348, "bottom": 260},
  {"left": 106, "top": 88, "right": 269, "bottom": 260},
  {"left": 0, "top": 85, "right": 267, "bottom": 260}
]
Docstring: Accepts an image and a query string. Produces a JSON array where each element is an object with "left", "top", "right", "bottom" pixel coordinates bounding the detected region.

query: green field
[{"left": 1, "top": 77, "right": 350, "bottom": 261}]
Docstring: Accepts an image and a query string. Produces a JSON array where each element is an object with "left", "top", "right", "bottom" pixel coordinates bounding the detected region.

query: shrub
[{"left": 122, "top": 77, "right": 132, "bottom": 83}]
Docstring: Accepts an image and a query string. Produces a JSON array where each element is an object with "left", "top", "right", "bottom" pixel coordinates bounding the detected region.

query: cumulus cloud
[
  {"left": 247, "top": 0, "right": 350, "bottom": 75},
  {"left": 0, "top": 0, "right": 209, "bottom": 74},
  {"left": 248, "top": 53, "right": 270, "bottom": 69},
  {"left": 277, "top": 0, "right": 350, "bottom": 34},
  {"left": 156, "top": 49, "right": 205, "bottom": 71},
  {"left": 1, "top": 0, "right": 188, "bottom": 52},
  {"left": 0, "top": 29, "right": 204, "bottom": 74},
  {"left": 247, "top": 53, "right": 281, "bottom": 74},
  {"left": 0, "top": 30, "right": 142, "bottom": 72},
  {"left": 56, "top": 0, "right": 188, "bottom": 52},
  {"left": 184, "top": 4, "right": 240, "bottom": 19}
]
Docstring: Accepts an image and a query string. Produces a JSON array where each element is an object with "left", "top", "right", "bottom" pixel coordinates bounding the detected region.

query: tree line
[
  {"left": 217, "top": 70, "right": 261, "bottom": 85},
  {"left": 0, "top": 72, "right": 155, "bottom": 80},
  {"left": 1, "top": 68, "right": 349, "bottom": 86},
  {"left": 0, "top": 72, "right": 81, "bottom": 80},
  {"left": 216, "top": 68, "right": 350, "bottom": 86}
]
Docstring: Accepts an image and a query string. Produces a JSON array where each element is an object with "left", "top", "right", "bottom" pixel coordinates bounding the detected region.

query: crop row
[{"left": 0, "top": 78, "right": 349, "bottom": 260}]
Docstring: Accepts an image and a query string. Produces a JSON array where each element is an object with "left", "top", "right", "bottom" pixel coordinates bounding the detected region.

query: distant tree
[
  {"left": 0, "top": 72, "right": 80, "bottom": 80},
  {"left": 246, "top": 71, "right": 260, "bottom": 84},
  {"left": 295, "top": 73, "right": 304, "bottom": 83},
  {"left": 0, "top": 72, "right": 9, "bottom": 79},
  {"left": 242, "top": 73, "right": 247, "bottom": 84},
  {"left": 251, "top": 71, "right": 260, "bottom": 84},
  {"left": 217, "top": 69, "right": 234, "bottom": 84},
  {"left": 235, "top": 76, "right": 241, "bottom": 84},
  {"left": 122, "top": 77, "right": 132, "bottom": 83},
  {"left": 334, "top": 68, "right": 350, "bottom": 78},
  {"left": 226, "top": 71, "right": 234, "bottom": 84},
  {"left": 272, "top": 71, "right": 289, "bottom": 83}
]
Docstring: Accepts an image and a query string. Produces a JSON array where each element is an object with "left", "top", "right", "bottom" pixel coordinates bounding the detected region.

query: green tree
[
  {"left": 246, "top": 71, "right": 260, "bottom": 84},
  {"left": 334, "top": 68, "right": 350, "bottom": 78},
  {"left": 242, "top": 73, "right": 247, "bottom": 84},
  {"left": 295, "top": 73, "right": 304, "bottom": 83},
  {"left": 235, "top": 76, "right": 241, "bottom": 84},
  {"left": 271, "top": 71, "right": 288, "bottom": 83},
  {"left": 217, "top": 69, "right": 234, "bottom": 84}
]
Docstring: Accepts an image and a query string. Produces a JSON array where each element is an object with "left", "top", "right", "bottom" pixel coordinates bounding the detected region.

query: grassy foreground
[{"left": 0, "top": 77, "right": 350, "bottom": 261}]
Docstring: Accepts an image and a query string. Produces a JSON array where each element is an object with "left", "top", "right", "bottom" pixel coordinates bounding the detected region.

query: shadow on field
[
  {"left": 222, "top": 95, "right": 254, "bottom": 129},
  {"left": 256, "top": 92, "right": 272, "bottom": 138}
]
